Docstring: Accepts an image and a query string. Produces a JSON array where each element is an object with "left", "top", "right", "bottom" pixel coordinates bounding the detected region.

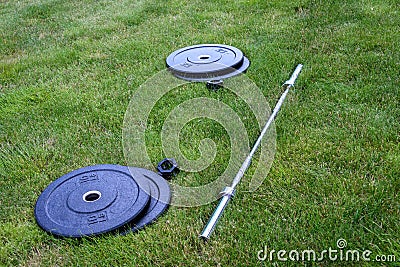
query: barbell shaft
[
  {"left": 200, "top": 188, "right": 234, "bottom": 240},
  {"left": 200, "top": 64, "right": 303, "bottom": 240}
]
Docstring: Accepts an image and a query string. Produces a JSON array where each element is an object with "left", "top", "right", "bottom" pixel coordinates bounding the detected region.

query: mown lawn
[{"left": 1, "top": 0, "right": 399, "bottom": 266}]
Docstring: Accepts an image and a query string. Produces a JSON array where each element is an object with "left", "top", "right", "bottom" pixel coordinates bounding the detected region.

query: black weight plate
[
  {"left": 34, "top": 165, "right": 150, "bottom": 237},
  {"left": 122, "top": 168, "right": 171, "bottom": 234},
  {"left": 166, "top": 44, "right": 250, "bottom": 82}
]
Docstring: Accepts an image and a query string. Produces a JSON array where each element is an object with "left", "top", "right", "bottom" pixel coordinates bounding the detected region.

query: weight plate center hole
[
  {"left": 161, "top": 161, "right": 173, "bottom": 170},
  {"left": 83, "top": 190, "right": 101, "bottom": 202},
  {"left": 199, "top": 55, "right": 211, "bottom": 60}
]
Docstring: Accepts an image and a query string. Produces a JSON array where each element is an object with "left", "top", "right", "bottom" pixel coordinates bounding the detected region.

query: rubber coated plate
[
  {"left": 123, "top": 168, "right": 171, "bottom": 234},
  {"left": 166, "top": 44, "right": 250, "bottom": 81},
  {"left": 34, "top": 165, "right": 150, "bottom": 237}
]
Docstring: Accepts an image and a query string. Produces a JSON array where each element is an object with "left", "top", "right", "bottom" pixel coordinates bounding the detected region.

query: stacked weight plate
[
  {"left": 34, "top": 165, "right": 171, "bottom": 237},
  {"left": 166, "top": 44, "right": 250, "bottom": 82}
]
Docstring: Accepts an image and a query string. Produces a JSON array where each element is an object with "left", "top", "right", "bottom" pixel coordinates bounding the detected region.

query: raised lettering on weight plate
[
  {"left": 215, "top": 48, "right": 228, "bottom": 54},
  {"left": 87, "top": 212, "right": 108, "bottom": 225},
  {"left": 181, "top": 62, "right": 193, "bottom": 68},
  {"left": 79, "top": 173, "right": 99, "bottom": 184}
]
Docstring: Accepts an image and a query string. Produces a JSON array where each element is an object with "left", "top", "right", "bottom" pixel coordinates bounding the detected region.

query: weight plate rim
[
  {"left": 34, "top": 164, "right": 151, "bottom": 237},
  {"left": 170, "top": 56, "right": 250, "bottom": 82},
  {"left": 122, "top": 167, "right": 171, "bottom": 234}
]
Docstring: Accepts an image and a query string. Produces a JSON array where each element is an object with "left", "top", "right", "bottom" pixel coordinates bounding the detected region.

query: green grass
[{"left": 1, "top": 0, "right": 399, "bottom": 266}]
